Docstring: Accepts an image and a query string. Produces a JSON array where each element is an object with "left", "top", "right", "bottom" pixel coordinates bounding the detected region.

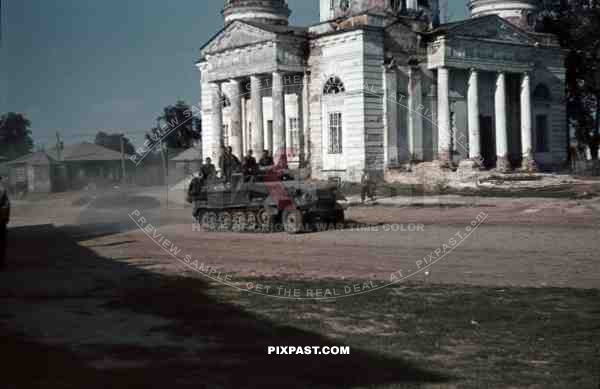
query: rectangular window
[
  {"left": 247, "top": 122, "right": 252, "bottom": 151},
  {"left": 535, "top": 115, "right": 548, "bottom": 152},
  {"left": 267, "top": 120, "right": 273, "bottom": 152},
  {"left": 330, "top": 0, "right": 335, "bottom": 10},
  {"left": 222, "top": 124, "right": 229, "bottom": 147},
  {"left": 328, "top": 112, "right": 342, "bottom": 154},
  {"left": 289, "top": 117, "right": 300, "bottom": 150}
]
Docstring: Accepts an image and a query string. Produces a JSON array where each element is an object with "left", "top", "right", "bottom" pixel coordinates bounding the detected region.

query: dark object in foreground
[
  {"left": 0, "top": 179, "right": 9, "bottom": 268},
  {"left": 187, "top": 170, "right": 344, "bottom": 234}
]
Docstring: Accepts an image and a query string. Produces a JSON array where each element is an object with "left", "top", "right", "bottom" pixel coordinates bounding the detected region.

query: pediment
[
  {"left": 443, "top": 15, "right": 536, "bottom": 45},
  {"left": 201, "top": 21, "right": 278, "bottom": 56}
]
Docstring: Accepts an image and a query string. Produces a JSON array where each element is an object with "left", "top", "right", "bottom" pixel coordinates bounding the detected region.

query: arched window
[
  {"left": 390, "top": 0, "right": 400, "bottom": 11},
  {"left": 323, "top": 76, "right": 346, "bottom": 95},
  {"left": 340, "top": 0, "right": 350, "bottom": 12}
]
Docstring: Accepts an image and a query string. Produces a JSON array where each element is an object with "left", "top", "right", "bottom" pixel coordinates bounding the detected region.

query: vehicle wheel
[
  {"left": 231, "top": 211, "right": 247, "bottom": 232},
  {"left": 200, "top": 211, "right": 218, "bottom": 232},
  {"left": 282, "top": 209, "right": 304, "bottom": 234},
  {"left": 257, "top": 208, "right": 274, "bottom": 232},
  {"left": 218, "top": 211, "right": 233, "bottom": 231},
  {"left": 246, "top": 211, "right": 258, "bottom": 232}
]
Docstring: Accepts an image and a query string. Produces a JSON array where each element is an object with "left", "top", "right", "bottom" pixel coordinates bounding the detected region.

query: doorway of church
[{"left": 480, "top": 115, "right": 496, "bottom": 169}]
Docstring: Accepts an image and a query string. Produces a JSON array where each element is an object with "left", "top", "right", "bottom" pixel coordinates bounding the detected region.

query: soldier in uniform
[
  {"left": 0, "top": 176, "right": 9, "bottom": 269},
  {"left": 242, "top": 150, "right": 258, "bottom": 182},
  {"left": 202, "top": 158, "right": 217, "bottom": 180},
  {"left": 259, "top": 150, "right": 274, "bottom": 168},
  {"left": 361, "top": 169, "right": 376, "bottom": 204}
]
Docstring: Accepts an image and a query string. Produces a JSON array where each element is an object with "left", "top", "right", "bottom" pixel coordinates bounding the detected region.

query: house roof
[
  {"left": 47, "top": 142, "right": 128, "bottom": 162},
  {"left": 170, "top": 147, "right": 203, "bottom": 162},
  {"left": 4, "top": 151, "right": 53, "bottom": 166}
]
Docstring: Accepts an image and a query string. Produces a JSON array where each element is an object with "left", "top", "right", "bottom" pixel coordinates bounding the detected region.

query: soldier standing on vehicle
[
  {"left": 187, "top": 171, "right": 205, "bottom": 203},
  {"left": 259, "top": 150, "right": 274, "bottom": 168},
  {"left": 228, "top": 146, "right": 241, "bottom": 169},
  {"left": 361, "top": 169, "right": 376, "bottom": 204},
  {"left": 218, "top": 146, "right": 230, "bottom": 183},
  {"left": 242, "top": 150, "right": 258, "bottom": 182},
  {"left": 0, "top": 176, "right": 9, "bottom": 269},
  {"left": 202, "top": 158, "right": 216, "bottom": 180}
]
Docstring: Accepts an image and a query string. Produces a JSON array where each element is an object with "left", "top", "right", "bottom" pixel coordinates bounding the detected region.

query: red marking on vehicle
[{"left": 263, "top": 148, "right": 297, "bottom": 211}]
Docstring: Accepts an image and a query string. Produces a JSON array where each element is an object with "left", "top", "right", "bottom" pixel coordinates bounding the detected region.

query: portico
[
  {"left": 427, "top": 20, "right": 540, "bottom": 171},
  {"left": 197, "top": 20, "right": 307, "bottom": 167}
]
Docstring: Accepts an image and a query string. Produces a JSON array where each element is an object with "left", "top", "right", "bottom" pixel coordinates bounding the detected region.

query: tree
[
  {"left": 539, "top": 0, "right": 600, "bottom": 159},
  {"left": 0, "top": 112, "right": 34, "bottom": 160},
  {"left": 94, "top": 131, "right": 136, "bottom": 155},
  {"left": 146, "top": 100, "right": 201, "bottom": 150}
]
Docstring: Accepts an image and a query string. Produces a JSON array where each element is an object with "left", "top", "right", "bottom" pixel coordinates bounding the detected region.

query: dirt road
[{"left": 1, "top": 189, "right": 599, "bottom": 388}]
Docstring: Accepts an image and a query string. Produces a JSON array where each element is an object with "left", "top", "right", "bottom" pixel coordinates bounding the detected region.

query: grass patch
[{"left": 216, "top": 280, "right": 600, "bottom": 389}]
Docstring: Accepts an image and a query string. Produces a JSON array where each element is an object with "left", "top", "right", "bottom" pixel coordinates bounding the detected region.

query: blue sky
[{"left": 1, "top": 0, "right": 467, "bottom": 148}]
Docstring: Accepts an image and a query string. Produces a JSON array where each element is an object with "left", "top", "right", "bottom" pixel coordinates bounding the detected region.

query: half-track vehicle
[{"left": 187, "top": 170, "right": 344, "bottom": 234}]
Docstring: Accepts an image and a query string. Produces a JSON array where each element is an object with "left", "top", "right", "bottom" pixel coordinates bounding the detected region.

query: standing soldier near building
[
  {"left": 361, "top": 169, "right": 376, "bottom": 204},
  {"left": 0, "top": 176, "right": 10, "bottom": 269}
]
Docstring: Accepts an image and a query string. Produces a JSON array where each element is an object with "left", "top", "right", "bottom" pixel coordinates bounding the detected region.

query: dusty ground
[{"left": 1, "top": 187, "right": 599, "bottom": 388}]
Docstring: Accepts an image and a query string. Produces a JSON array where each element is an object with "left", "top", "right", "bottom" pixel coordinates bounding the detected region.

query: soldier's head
[
  {"left": 227, "top": 146, "right": 233, "bottom": 155},
  {"left": 205, "top": 157, "right": 212, "bottom": 165},
  {"left": 262, "top": 150, "right": 268, "bottom": 158},
  {"left": 247, "top": 149, "right": 253, "bottom": 157}
]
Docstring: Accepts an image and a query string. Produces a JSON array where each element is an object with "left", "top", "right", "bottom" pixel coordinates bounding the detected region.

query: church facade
[{"left": 197, "top": 0, "right": 566, "bottom": 182}]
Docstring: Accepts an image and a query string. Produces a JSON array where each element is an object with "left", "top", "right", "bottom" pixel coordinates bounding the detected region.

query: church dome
[
  {"left": 222, "top": 0, "right": 291, "bottom": 25},
  {"left": 468, "top": 0, "right": 539, "bottom": 29}
]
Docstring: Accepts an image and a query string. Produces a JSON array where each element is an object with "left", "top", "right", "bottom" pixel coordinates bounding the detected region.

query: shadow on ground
[{"left": 0, "top": 224, "right": 450, "bottom": 388}]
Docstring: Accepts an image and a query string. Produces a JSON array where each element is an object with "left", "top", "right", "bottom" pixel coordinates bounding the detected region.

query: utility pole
[
  {"left": 157, "top": 117, "right": 167, "bottom": 184},
  {"left": 55, "top": 131, "right": 63, "bottom": 161},
  {"left": 55, "top": 131, "right": 65, "bottom": 190},
  {"left": 120, "top": 134, "right": 127, "bottom": 183}
]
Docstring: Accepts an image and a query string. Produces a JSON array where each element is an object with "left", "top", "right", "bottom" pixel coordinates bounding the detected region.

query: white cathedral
[{"left": 197, "top": 0, "right": 566, "bottom": 182}]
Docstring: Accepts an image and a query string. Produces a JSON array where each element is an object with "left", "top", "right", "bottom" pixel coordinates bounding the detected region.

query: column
[
  {"left": 467, "top": 68, "right": 481, "bottom": 163},
  {"left": 250, "top": 75, "right": 264, "bottom": 156},
  {"left": 272, "top": 71, "right": 286, "bottom": 162},
  {"left": 301, "top": 71, "right": 310, "bottom": 167},
  {"left": 383, "top": 66, "right": 399, "bottom": 168},
  {"left": 437, "top": 67, "right": 451, "bottom": 164},
  {"left": 520, "top": 72, "right": 536, "bottom": 171},
  {"left": 210, "top": 82, "right": 224, "bottom": 164},
  {"left": 228, "top": 79, "right": 243, "bottom": 160},
  {"left": 408, "top": 66, "right": 423, "bottom": 161},
  {"left": 495, "top": 71, "right": 510, "bottom": 171}
]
